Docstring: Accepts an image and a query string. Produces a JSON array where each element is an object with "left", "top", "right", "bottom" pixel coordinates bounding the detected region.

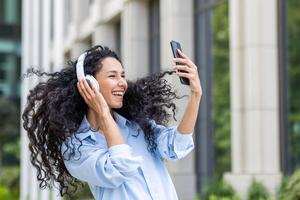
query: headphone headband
[
  {"left": 75, "top": 52, "right": 100, "bottom": 91},
  {"left": 76, "top": 52, "right": 87, "bottom": 81}
]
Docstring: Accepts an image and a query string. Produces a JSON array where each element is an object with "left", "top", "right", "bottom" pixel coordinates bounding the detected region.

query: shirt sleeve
[
  {"left": 150, "top": 120, "right": 195, "bottom": 161},
  {"left": 61, "top": 136, "right": 143, "bottom": 189}
]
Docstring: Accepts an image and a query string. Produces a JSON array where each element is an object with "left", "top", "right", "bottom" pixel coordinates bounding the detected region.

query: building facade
[
  {"left": 21, "top": 0, "right": 295, "bottom": 199},
  {"left": 0, "top": 0, "right": 21, "bottom": 98}
]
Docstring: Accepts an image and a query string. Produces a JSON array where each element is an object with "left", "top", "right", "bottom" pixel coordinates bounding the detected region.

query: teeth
[{"left": 112, "top": 91, "right": 124, "bottom": 96}]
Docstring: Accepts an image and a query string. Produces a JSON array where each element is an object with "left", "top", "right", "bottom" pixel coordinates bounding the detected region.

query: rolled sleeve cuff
[
  {"left": 176, "top": 128, "right": 194, "bottom": 137},
  {"left": 172, "top": 127, "right": 194, "bottom": 158},
  {"left": 108, "top": 144, "right": 132, "bottom": 157}
]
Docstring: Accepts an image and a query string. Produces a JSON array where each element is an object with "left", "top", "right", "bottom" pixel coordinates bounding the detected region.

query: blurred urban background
[{"left": 0, "top": 0, "right": 299, "bottom": 199}]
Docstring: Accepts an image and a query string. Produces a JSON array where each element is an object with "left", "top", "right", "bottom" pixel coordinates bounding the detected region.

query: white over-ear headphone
[{"left": 76, "top": 52, "right": 100, "bottom": 91}]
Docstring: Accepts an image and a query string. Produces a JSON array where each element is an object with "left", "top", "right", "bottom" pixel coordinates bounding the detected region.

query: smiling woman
[
  {"left": 21, "top": 45, "right": 202, "bottom": 200},
  {"left": 95, "top": 57, "right": 127, "bottom": 109}
]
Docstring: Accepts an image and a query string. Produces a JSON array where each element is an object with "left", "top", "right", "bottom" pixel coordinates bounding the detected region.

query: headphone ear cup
[{"left": 85, "top": 75, "right": 100, "bottom": 91}]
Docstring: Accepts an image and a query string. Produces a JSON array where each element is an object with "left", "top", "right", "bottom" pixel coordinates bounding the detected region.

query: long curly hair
[{"left": 22, "top": 45, "right": 185, "bottom": 196}]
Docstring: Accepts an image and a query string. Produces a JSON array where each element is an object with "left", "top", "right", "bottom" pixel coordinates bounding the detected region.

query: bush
[
  {"left": 0, "top": 166, "right": 20, "bottom": 193},
  {"left": 63, "top": 182, "right": 93, "bottom": 200},
  {"left": 279, "top": 169, "right": 300, "bottom": 200},
  {"left": 0, "top": 186, "right": 9, "bottom": 199},
  {"left": 203, "top": 180, "right": 240, "bottom": 199},
  {"left": 278, "top": 176, "right": 289, "bottom": 199},
  {"left": 247, "top": 179, "right": 269, "bottom": 200},
  {"left": 0, "top": 166, "right": 20, "bottom": 199},
  {"left": 0, "top": 185, "right": 18, "bottom": 200}
]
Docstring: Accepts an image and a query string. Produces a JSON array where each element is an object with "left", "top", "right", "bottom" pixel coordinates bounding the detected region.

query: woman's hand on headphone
[{"left": 77, "top": 79, "right": 110, "bottom": 117}]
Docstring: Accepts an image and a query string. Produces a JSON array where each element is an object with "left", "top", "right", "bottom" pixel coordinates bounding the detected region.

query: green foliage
[
  {"left": 63, "top": 182, "right": 93, "bottom": 200},
  {"left": 0, "top": 167, "right": 19, "bottom": 200},
  {"left": 211, "top": 0, "right": 231, "bottom": 178},
  {"left": 203, "top": 180, "right": 240, "bottom": 200},
  {"left": 288, "top": 0, "right": 300, "bottom": 169},
  {"left": 193, "top": 193, "right": 201, "bottom": 200},
  {"left": 278, "top": 176, "right": 289, "bottom": 198},
  {"left": 0, "top": 186, "right": 18, "bottom": 200},
  {"left": 0, "top": 96, "right": 20, "bottom": 166},
  {"left": 0, "top": 166, "right": 20, "bottom": 194},
  {"left": 0, "top": 97, "right": 19, "bottom": 138},
  {"left": 279, "top": 169, "right": 300, "bottom": 200},
  {"left": 0, "top": 96, "right": 20, "bottom": 199},
  {"left": 247, "top": 179, "right": 269, "bottom": 200},
  {"left": 208, "top": 195, "right": 240, "bottom": 200}
]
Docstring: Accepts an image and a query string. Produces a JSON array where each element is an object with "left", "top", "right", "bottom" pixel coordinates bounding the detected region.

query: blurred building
[
  {"left": 0, "top": 0, "right": 21, "bottom": 99},
  {"left": 21, "top": 0, "right": 296, "bottom": 200}
]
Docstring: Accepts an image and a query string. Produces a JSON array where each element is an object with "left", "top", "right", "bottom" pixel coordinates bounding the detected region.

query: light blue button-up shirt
[{"left": 61, "top": 112, "right": 194, "bottom": 200}]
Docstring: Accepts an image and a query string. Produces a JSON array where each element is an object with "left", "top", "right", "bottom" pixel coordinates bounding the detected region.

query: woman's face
[{"left": 95, "top": 57, "right": 127, "bottom": 110}]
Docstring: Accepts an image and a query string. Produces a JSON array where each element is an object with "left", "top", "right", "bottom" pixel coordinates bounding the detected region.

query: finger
[
  {"left": 77, "top": 82, "right": 89, "bottom": 102},
  {"left": 89, "top": 83, "right": 104, "bottom": 101},
  {"left": 174, "top": 65, "right": 194, "bottom": 73},
  {"left": 173, "top": 57, "right": 187, "bottom": 64},
  {"left": 177, "top": 49, "right": 188, "bottom": 59},
  {"left": 91, "top": 83, "right": 102, "bottom": 97},
  {"left": 173, "top": 58, "right": 192, "bottom": 67},
  {"left": 173, "top": 58, "right": 197, "bottom": 69},
  {"left": 176, "top": 71, "right": 195, "bottom": 79},
  {"left": 94, "top": 89, "right": 109, "bottom": 112},
  {"left": 77, "top": 81, "right": 86, "bottom": 96},
  {"left": 83, "top": 79, "right": 95, "bottom": 97},
  {"left": 91, "top": 83, "right": 98, "bottom": 93},
  {"left": 79, "top": 80, "right": 93, "bottom": 100}
]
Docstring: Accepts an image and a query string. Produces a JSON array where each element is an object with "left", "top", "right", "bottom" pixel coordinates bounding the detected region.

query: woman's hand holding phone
[
  {"left": 174, "top": 49, "right": 202, "bottom": 97},
  {"left": 77, "top": 79, "right": 110, "bottom": 117}
]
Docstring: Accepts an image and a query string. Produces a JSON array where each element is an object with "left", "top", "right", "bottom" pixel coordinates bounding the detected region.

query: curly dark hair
[{"left": 22, "top": 45, "right": 185, "bottom": 196}]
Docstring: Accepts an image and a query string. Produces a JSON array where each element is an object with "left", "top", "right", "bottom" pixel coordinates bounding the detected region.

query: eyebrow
[{"left": 106, "top": 70, "right": 125, "bottom": 74}]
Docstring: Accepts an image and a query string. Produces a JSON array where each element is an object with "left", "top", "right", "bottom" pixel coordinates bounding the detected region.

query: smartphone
[{"left": 170, "top": 40, "right": 190, "bottom": 85}]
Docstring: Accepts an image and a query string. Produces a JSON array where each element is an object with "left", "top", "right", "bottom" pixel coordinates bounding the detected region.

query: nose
[{"left": 117, "top": 78, "right": 127, "bottom": 87}]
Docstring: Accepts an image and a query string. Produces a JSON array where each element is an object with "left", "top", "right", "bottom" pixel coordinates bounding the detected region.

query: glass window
[
  {"left": 194, "top": 0, "right": 229, "bottom": 194},
  {"left": 0, "top": 0, "right": 4, "bottom": 22},
  {"left": 0, "top": 54, "right": 6, "bottom": 81},
  {"left": 0, "top": 0, "right": 20, "bottom": 24},
  {"left": 287, "top": 0, "right": 300, "bottom": 171},
  {"left": 0, "top": 68, "right": 5, "bottom": 81},
  {"left": 0, "top": 0, "right": 21, "bottom": 39},
  {"left": 211, "top": 1, "right": 230, "bottom": 177},
  {"left": 279, "top": 0, "right": 300, "bottom": 175}
]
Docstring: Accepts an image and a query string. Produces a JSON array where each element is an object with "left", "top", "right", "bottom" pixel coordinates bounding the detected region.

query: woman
[{"left": 22, "top": 45, "right": 202, "bottom": 199}]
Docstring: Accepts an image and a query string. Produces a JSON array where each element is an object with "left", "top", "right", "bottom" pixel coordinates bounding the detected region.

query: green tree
[
  {"left": 0, "top": 96, "right": 20, "bottom": 199},
  {"left": 211, "top": 1, "right": 231, "bottom": 178},
  {"left": 279, "top": 169, "right": 300, "bottom": 200},
  {"left": 247, "top": 179, "right": 269, "bottom": 200},
  {"left": 0, "top": 97, "right": 20, "bottom": 167},
  {"left": 288, "top": 0, "right": 300, "bottom": 170}
]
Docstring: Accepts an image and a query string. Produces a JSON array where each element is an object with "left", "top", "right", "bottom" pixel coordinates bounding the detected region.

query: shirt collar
[
  {"left": 113, "top": 111, "right": 131, "bottom": 128},
  {"left": 75, "top": 115, "right": 96, "bottom": 141},
  {"left": 76, "top": 112, "right": 131, "bottom": 141},
  {"left": 113, "top": 112, "right": 141, "bottom": 138}
]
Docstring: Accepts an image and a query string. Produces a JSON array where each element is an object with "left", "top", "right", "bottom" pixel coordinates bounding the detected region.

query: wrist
[
  {"left": 190, "top": 91, "right": 202, "bottom": 100},
  {"left": 96, "top": 112, "right": 112, "bottom": 121},
  {"left": 95, "top": 113, "right": 114, "bottom": 133}
]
